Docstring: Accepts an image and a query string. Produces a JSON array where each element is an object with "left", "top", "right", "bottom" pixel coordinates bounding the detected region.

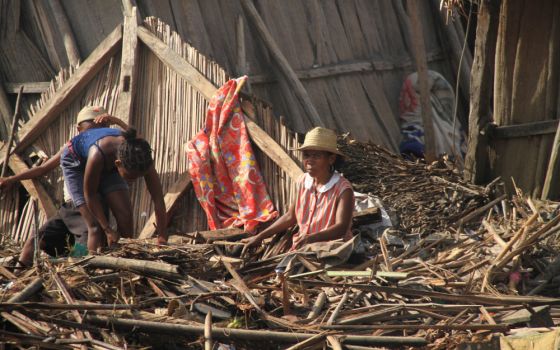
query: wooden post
[
  {"left": 47, "top": 0, "right": 81, "bottom": 66},
  {"left": 115, "top": 1, "right": 141, "bottom": 125},
  {"left": 542, "top": 119, "right": 560, "bottom": 199},
  {"left": 236, "top": 15, "right": 247, "bottom": 77},
  {"left": 240, "top": 0, "right": 324, "bottom": 127},
  {"left": 0, "top": 80, "right": 12, "bottom": 140},
  {"left": 406, "top": 0, "right": 437, "bottom": 163},
  {"left": 1, "top": 86, "right": 24, "bottom": 178},
  {"left": 464, "top": 0, "right": 500, "bottom": 184},
  {"left": 204, "top": 311, "right": 213, "bottom": 350}
]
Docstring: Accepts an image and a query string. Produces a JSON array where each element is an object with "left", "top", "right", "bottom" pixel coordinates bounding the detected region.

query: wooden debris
[{"left": 1, "top": 136, "right": 560, "bottom": 349}]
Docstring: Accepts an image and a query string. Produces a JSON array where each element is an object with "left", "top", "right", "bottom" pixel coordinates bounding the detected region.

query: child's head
[
  {"left": 115, "top": 128, "right": 154, "bottom": 180},
  {"left": 76, "top": 106, "right": 109, "bottom": 132}
]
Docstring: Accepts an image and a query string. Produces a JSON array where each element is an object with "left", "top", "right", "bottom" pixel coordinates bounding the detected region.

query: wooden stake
[
  {"left": 280, "top": 272, "right": 291, "bottom": 315},
  {"left": 327, "top": 291, "right": 348, "bottom": 325},
  {"left": 204, "top": 311, "right": 212, "bottom": 350},
  {"left": 406, "top": 0, "right": 437, "bottom": 162},
  {"left": 307, "top": 292, "right": 327, "bottom": 320},
  {"left": 86, "top": 315, "right": 428, "bottom": 346},
  {"left": 1, "top": 86, "right": 24, "bottom": 178},
  {"left": 115, "top": 2, "right": 140, "bottom": 125}
]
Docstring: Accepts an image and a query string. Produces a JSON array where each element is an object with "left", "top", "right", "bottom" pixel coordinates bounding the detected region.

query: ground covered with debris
[{"left": 2, "top": 138, "right": 560, "bottom": 349}]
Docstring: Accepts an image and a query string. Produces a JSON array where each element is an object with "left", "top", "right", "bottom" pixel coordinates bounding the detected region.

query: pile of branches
[{"left": 338, "top": 137, "right": 490, "bottom": 235}]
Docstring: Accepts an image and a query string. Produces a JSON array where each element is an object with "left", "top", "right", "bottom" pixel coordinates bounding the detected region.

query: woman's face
[{"left": 302, "top": 150, "right": 336, "bottom": 178}]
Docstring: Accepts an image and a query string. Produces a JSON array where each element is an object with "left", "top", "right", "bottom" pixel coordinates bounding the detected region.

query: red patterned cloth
[{"left": 186, "top": 77, "right": 278, "bottom": 232}]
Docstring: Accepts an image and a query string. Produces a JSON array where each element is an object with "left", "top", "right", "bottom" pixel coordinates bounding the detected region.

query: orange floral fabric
[{"left": 186, "top": 77, "right": 278, "bottom": 232}]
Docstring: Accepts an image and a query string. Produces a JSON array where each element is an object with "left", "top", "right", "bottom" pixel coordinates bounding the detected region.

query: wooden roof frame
[{"left": 0, "top": 9, "right": 303, "bottom": 237}]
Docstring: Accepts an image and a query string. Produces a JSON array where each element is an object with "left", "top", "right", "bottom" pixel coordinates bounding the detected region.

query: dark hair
[
  {"left": 117, "top": 128, "right": 153, "bottom": 172},
  {"left": 333, "top": 154, "right": 345, "bottom": 171}
]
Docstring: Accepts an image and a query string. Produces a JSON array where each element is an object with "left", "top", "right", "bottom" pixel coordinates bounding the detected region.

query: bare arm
[
  {"left": 94, "top": 114, "right": 130, "bottom": 131},
  {"left": 0, "top": 148, "right": 63, "bottom": 190},
  {"left": 144, "top": 165, "right": 167, "bottom": 243},
  {"left": 293, "top": 189, "right": 354, "bottom": 249},
  {"left": 241, "top": 203, "right": 297, "bottom": 248},
  {"left": 83, "top": 148, "right": 111, "bottom": 231}
]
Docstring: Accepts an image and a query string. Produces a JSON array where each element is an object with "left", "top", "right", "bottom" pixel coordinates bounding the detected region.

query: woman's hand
[
  {"left": 104, "top": 227, "right": 120, "bottom": 247},
  {"left": 0, "top": 177, "right": 15, "bottom": 190},
  {"left": 292, "top": 234, "right": 308, "bottom": 250},
  {"left": 93, "top": 113, "right": 116, "bottom": 126},
  {"left": 240, "top": 234, "right": 263, "bottom": 249}
]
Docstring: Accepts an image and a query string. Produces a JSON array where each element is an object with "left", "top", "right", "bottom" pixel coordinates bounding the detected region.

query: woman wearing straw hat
[{"left": 242, "top": 127, "right": 354, "bottom": 251}]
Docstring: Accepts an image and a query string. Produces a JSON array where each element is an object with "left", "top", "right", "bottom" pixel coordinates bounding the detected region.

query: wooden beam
[
  {"left": 5, "top": 82, "right": 51, "bottom": 94},
  {"left": 244, "top": 117, "right": 303, "bottom": 181},
  {"left": 0, "top": 142, "right": 57, "bottom": 218},
  {"left": 236, "top": 15, "right": 247, "bottom": 77},
  {"left": 490, "top": 120, "right": 558, "bottom": 139},
  {"left": 250, "top": 51, "right": 446, "bottom": 84},
  {"left": 0, "top": 79, "right": 12, "bottom": 139},
  {"left": 407, "top": 0, "right": 437, "bottom": 162},
  {"left": 115, "top": 4, "right": 140, "bottom": 125},
  {"left": 542, "top": 121, "right": 560, "bottom": 199},
  {"left": 240, "top": 0, "right": 324, "bottom": 127},
  {"left": 464, "top": 0, "right": 500, "bottom": 184},
  {"left": 47, "top": 0, "right": 80, "bottom": 66},
  {"left": 0, "top": 24, "right": 122, "bottom": 169},
  {"left": 138, "top": 173, "right": 192, "bottom": 239},
  {"left": 137, "top": 26, "right": 217, "bottom": 101}
]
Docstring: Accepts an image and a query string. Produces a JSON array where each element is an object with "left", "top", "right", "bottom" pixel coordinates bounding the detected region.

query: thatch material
[{"left": 7, "top": 0, "right": 471, "bottom": 150}]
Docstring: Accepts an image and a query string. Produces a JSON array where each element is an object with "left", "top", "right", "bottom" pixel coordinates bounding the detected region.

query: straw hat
[
  {"left": 76, "top": 106, "right": 107, "bottom": 124},
  {"left": 294, "top": 127, "right": 344, "bottom": 157}
]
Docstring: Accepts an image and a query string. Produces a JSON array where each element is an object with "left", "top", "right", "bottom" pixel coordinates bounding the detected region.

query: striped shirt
[{"left": 293, "top": 171, "right": 354, "bottom": 247}]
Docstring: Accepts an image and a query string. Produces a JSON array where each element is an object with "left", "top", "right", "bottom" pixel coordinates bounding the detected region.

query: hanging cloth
[{"left": 186, "top": 77, "right": 278, "bottom": 232}]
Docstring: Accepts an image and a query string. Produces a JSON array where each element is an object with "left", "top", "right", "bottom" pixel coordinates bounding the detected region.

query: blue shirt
[{"left": 70, "top": 127, "right": 122, "bottom": 159}]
